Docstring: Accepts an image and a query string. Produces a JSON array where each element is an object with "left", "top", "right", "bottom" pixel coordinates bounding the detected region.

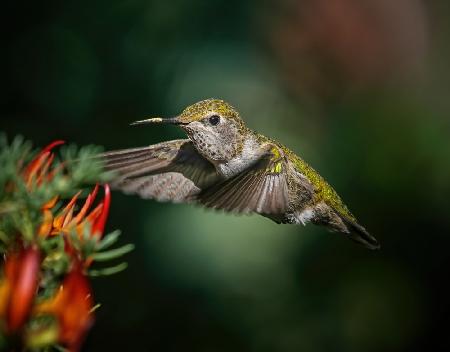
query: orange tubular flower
[
  {"left": 1, "top": 139, "right": 116, "bottom": 351},
  {"left": 92, "top": 183, "right": 111, "bottom": 238},
  {"left": 1, "top": 245, "right": 41, "bottom": 334},
  {"left": 57, "top": 265, "right": 94, "bottom": 352},
  {"left": 27, "top": 140, "right": 111, "bottom": 250},
  {"left": 26, "top": 141, "right": 112, "bottom": 350},
  {"left": 23, "top": 140, "right": 65, "bottom": 188},
  {"left": 39, "top": 184, "right": 111, "bottom": 241},
  {"left": 35, "top": 263, "right": 94, "bottom": 352}
]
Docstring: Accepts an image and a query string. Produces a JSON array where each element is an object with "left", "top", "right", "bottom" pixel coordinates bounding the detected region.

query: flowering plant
[{"left": 0, "top": 135, "right": 133, "bottom": 351}]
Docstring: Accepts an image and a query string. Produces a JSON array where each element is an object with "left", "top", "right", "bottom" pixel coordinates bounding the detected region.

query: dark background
[{"left": 2, "top": 0, "right": 450, "bottom": 351}]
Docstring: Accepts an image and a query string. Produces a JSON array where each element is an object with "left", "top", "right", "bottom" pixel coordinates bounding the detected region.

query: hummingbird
[{"left": 103, "top": 99, "right": 379, "bottom": 249}]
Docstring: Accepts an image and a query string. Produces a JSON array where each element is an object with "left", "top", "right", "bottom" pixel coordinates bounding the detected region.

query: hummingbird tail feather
[
  {"left": 314, "top": 203, "right": 379, "bottom": 250},
  {"left": 339, "top": 216, "right": 380, "bottom": 250}
]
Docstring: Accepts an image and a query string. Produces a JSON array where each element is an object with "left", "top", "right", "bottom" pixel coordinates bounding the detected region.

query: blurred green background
[{"left": 2, "top": 0, "right": 450, "bottom": 351}]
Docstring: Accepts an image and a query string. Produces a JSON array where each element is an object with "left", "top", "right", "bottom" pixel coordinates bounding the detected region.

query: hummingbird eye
[{"left": 208, "top": 115, "right": 220, "bottom": 126}]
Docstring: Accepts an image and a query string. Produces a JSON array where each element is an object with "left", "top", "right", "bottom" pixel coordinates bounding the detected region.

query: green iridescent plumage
[{"left": 282, "top": 146, "right": 356, "bottom": 221}]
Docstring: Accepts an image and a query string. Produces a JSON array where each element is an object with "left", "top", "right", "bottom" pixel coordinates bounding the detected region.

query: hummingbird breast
[{"left": 215, "top": 136, "right": 266, "bottom": 179}]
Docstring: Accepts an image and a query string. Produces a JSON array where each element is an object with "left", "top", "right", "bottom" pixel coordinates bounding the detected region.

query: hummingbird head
[{"left": 132, "top": 99, "right": 248, "bottom": 163}]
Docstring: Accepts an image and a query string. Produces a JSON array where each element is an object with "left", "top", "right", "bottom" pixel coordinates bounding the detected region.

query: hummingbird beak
[{"left": 130, "top": 116, "right": 183, "bottom": 126}]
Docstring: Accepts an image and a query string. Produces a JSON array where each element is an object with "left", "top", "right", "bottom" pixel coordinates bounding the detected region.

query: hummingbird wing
[
  {"left": 102, "top": 139, "right": 219, "bottom": 202},
  {"left": 198, "top": 144, "right": 289, "bottom": 216}
]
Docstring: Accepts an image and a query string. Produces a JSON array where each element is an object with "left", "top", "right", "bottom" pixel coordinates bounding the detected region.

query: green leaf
[
  {"left": 88, "top": 262, "right": 128, "bottom": 277},
  {"left": 95, "top": 230, "right": 122, "bottom": 251},
  {"left": 91, "top": 243, "right": 134, "bottom": 262}
]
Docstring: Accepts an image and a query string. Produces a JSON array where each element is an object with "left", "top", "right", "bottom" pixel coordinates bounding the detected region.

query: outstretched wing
[
  {"left": 198, "top": 144, "right": 290, "bottom": 215},
  {"left": 102, "top": 139, "right": 219, "bottom": 202}
]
